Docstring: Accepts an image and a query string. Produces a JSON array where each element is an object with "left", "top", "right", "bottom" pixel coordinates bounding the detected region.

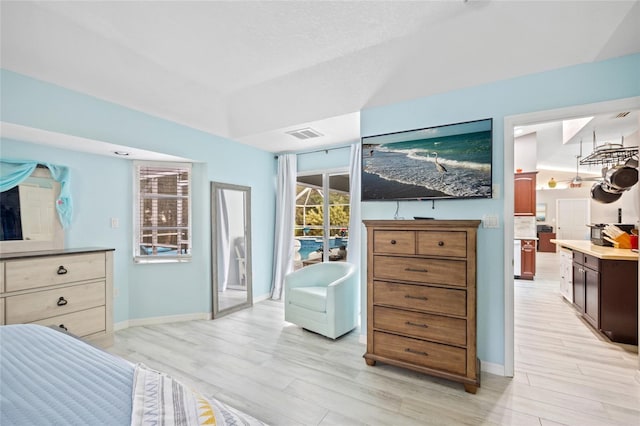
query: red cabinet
[
  {"left": 514, "top": 172, "right": 537, "bottom": 215},
  {"left": 520, "top": 239, "right": 536, "bottom": 280}
]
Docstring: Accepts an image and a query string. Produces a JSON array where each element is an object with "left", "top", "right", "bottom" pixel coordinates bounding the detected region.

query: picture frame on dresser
[{"left": 363, "top": 219, "right": 481, "bottom": 393}]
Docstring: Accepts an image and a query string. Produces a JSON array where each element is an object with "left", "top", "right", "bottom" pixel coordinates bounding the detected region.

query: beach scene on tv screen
[{"left": 362, "top": 119, "right": 492, "bottom": 200}]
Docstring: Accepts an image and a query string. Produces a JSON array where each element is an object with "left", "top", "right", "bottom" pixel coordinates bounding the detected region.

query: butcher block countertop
[{"left": 551, "top": 239, "right": 638, "bottom": 261}]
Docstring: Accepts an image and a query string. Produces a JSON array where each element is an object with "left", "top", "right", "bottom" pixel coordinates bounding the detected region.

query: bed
[{"left": 0, "top": 324, "right": 266, "bottom": 425}]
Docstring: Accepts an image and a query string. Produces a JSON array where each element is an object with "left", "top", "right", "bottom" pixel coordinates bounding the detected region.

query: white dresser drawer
[
  {"left": 31, "top": 306, "right": 106, "bottom": 338},
  {"left": 5, "top": 253, "right": 105, "bottom": 292},
  {"left": 5, "top": 281, "right": 105, "bottom": 324}
]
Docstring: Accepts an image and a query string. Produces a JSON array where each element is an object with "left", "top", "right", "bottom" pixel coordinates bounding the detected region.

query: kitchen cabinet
[
  {"left": 514, "top": 172, "right": 537, "bottom": 215},
  {"left": 569, "top": 246, "right": 637, "bottom": 344},
  {"left": 520, "top": 239, "right": 536, "bottom": 280},
  {"left": 537, "top": 232, "right": 556, "bottom": 252}
]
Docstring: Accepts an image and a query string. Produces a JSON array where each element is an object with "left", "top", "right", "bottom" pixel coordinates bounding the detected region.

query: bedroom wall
[
  {"left": 359, "top": 53, "right": 640, "bottom": 369},
  {"left": 0, "top": 69, "right": 277, "bottom": 324}
]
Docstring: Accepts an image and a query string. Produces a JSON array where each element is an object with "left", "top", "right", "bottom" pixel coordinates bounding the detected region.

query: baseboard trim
[
  {"left": 481, "top": 360, "right": 506, "bottom": 376},
  {"left": 253, "top": 293, "right": 271, "bottom": 303},
  {"left": 114, "top": 312, "right": 211, "bottom": 331}
]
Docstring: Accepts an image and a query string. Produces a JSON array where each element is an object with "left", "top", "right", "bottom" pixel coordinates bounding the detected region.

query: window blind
[{"left": 134, "top": 162, "right": 192, "bottom": 262}]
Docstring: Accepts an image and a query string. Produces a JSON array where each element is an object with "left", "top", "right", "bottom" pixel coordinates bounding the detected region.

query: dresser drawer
[
  {"left": 373, "top": 331, "right": 466, "bottom": 376},
  {"left": 31, "top": 306, "right": 106, "bottom": 338},
  {"left": 417, "top": 231, "right": 467, "bottom": 258},
  {"left": 374, "top": 306, "right": 466, "bottom": 346},
  {"left": 373, "top": 281, "right": 466, "bottom": 316},
  {"left": 5, "top": 281, "right": 105, "bottom": 324},
  {"left": 373, "top": 231, "right": 415, "bottom": 255},
  {"left": 373, "top": 255, "right": 466, "bottom": 287},
  {"left": 5, "top": 253, "right": 105, "bottom": 292}
]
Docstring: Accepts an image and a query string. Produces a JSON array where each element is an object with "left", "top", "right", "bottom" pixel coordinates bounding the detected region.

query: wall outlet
[{"left": 111, "top": 217, "right": 119, "bottom": 228}]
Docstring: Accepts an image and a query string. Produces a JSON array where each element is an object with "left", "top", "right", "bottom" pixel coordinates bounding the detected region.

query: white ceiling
[{"left": 1, "top": 0, "right": 640, "bottom": 157}]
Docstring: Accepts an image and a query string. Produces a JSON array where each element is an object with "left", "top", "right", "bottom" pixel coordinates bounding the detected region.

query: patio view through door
[{"left": 294, "top": 171, "right": 350, "bottom": 269}]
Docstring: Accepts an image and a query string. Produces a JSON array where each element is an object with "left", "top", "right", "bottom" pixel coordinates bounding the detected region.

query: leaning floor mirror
[{"left": 211, "top": 182, "right": 252, "bottom": 318}]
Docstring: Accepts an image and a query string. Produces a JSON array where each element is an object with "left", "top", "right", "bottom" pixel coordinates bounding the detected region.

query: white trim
[
  {"left": 481, "top": 361, "right": 505, "bottom": 376},
  {"left": 359, "top": 333, "right": 367, "bottom": 345},
  {"left": 114, "top": 311, "right": 210, "bottom": 331},
  {"left": 503, "top": 96, "right": 640, "bottom": 379},
  {"left": 253, "top": 292, "right": 271, "bottom": 303}
]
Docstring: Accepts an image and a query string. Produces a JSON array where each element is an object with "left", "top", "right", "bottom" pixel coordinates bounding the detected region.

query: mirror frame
[
  {"left": 0, "top": 167, "right": 64, "bottom": 254},
  {"left": 211, "top": 181, "right": 252, "bottom": 318}
]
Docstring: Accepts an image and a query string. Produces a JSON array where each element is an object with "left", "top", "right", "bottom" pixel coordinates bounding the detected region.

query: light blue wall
[
  {"left": 359, "top": 53, "right": 640, "bottom": 366},
  {"left": 1, "top": 69, "right": 276, "bottom": 323}
]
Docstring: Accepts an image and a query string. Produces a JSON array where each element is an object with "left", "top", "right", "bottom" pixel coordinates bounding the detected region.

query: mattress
[{"left": 0, "top": 324, "right": 265, "bottom": 425}]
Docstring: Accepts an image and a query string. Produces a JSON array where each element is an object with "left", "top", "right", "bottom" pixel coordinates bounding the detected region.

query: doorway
[
  {"left": 556, "top": 198, "right": 590, "bottom": 240},
  {"left": 504, "top": 96, "right": 640, "bottom": 376}
]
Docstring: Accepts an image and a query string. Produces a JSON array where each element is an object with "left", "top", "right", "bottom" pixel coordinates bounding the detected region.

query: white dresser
[{"left": 0, "top": 248, "right": 114, "bottom": 347}]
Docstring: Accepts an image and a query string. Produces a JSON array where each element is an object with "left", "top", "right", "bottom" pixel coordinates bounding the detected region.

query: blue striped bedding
[{"left": 0, "top": 324, "right": 135, "bottom": 425}]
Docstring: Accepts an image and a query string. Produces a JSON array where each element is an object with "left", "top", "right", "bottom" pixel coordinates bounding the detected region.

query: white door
[{"left": 556, "top": 198, "right": 590, "bottom": 240}]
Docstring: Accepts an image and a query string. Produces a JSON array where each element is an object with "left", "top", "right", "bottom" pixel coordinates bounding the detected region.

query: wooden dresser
[
  {"left": 0, "top": 248, "right": 115, "bottom": 347},
  {"left": 363, "top": 220, "right": 481, "bottom": 393}
]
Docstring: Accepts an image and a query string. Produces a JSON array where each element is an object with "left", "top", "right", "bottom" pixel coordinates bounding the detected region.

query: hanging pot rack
[{"left": 579, "top": 131, "right": 638, "bottom": 167}]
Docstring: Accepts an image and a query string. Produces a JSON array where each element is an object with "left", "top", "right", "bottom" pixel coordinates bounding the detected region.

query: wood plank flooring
[{"left": 109, "top": 252, "right": 639, "bottom": 425}]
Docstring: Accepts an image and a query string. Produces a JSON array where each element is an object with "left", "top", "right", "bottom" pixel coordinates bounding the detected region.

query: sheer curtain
[
  {"left": 270, "top": 154, "right": 297, "bottom": 300},
  {"left": 347, "top": 143, "right": 361, "bottom": 265}
]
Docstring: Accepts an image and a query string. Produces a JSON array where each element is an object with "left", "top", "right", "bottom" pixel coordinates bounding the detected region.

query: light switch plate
[{"left": 482, "top": 214, "right": 499, "bottom": 228}]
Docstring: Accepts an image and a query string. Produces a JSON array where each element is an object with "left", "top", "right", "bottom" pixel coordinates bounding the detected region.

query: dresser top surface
[
  {"left": 0, "top": 247, "right": 115, "bottom": 261},
  {"left": 364, "top": 219, "right": 481, "bottom": 229}
]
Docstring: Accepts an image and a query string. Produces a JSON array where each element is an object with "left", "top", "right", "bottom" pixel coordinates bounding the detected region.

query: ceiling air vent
[
  {"left": 614, "top": 111, "right": 630, "bottom": 118},
  {"left": 286, "top": 127, "right": 323, "bottom": 140}
]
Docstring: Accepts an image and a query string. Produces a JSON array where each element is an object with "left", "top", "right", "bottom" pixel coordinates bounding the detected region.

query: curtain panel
[{"left": 270, "top": 154, "right": 297, "bottom": 300}]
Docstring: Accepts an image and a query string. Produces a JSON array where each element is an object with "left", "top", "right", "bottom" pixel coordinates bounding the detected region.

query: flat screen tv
[{"left": 361, "top": 118, "right": 493, "bottom": 201}]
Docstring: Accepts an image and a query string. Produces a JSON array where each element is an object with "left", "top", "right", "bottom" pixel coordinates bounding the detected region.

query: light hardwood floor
[{"left": 109, "top": 252, "right": 639, "bottom": 425}]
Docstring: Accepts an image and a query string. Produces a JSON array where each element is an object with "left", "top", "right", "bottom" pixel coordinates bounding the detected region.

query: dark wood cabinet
[
  {"left": 520, "top": 239, "right": 536, "bottom": 280},
  {"left": 572, "top": 261, "right": 585, "bottom": 313},
  {"left": 572, "top": 250, "right": 637, "bottom": 344},
  {"left": 514, "top": 172, "right": 537, "bottom": 215},
  {"left": 584, "top": 267, "right": 600, "bottom": 328},
  {"left": 537, "top": 232, "right": 556, "bottom": 252}
]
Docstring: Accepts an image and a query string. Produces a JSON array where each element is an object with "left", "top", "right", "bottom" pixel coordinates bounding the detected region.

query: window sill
[{"left": 134, "top": 256, "right": 192, "bottom": 264}]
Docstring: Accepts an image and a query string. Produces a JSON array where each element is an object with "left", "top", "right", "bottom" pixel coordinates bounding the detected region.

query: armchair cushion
[{"left": 288, "top": 286, "right": 327, "bottom": 312}]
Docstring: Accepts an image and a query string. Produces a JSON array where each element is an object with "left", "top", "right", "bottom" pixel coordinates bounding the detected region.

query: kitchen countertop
[
  {"left": 551, "top": 239, "right": 638, "bottom": 261},
  {"left": 514, "top": 237, "right": 538, "bottom": 240}
]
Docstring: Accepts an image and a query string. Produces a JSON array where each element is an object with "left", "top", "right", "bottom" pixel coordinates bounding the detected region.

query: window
[
  {"left": 134, "top": 161, "right": 192, "bottom": 263},
  {"left": 294, "top": 171, "right": 350, "bottom": 269}
]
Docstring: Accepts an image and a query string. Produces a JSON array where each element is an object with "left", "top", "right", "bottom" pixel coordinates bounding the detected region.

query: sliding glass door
[{"left": 294, "top": 171, "right": 350, "bottom": 269}]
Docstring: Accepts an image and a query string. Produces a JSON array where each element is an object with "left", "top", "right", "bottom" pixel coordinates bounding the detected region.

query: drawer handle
[
  {"left": 405, "top": 348, "right": 428, "bottom": 356},
  {"left": 390, "top": 240, "right": 397, "bottom": 245},
  {"left": 57, "top": 266, "right": 68, "bottom": 275},
  {"left": 56, "top": 297, "right": 68, "bottom": 306},
  {"left": 405, "top": 267, "right": 428, "bottom": 273},
  {"left": 438, "top": 241, "right": 445, "bottom": 246},
  {"left": 59, "top": 324, "right": 68, "bottom": 331},
  {"left": 404, "top": 295, "right": 428, "bottom": 301},
  {"left": 405, "top": 321, "right": 428, "bottom": 328}
]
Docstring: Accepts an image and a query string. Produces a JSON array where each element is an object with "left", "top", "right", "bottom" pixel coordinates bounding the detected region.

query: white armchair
[{"left": 284, "top": 262, "right": 358, "bottom": 339}]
